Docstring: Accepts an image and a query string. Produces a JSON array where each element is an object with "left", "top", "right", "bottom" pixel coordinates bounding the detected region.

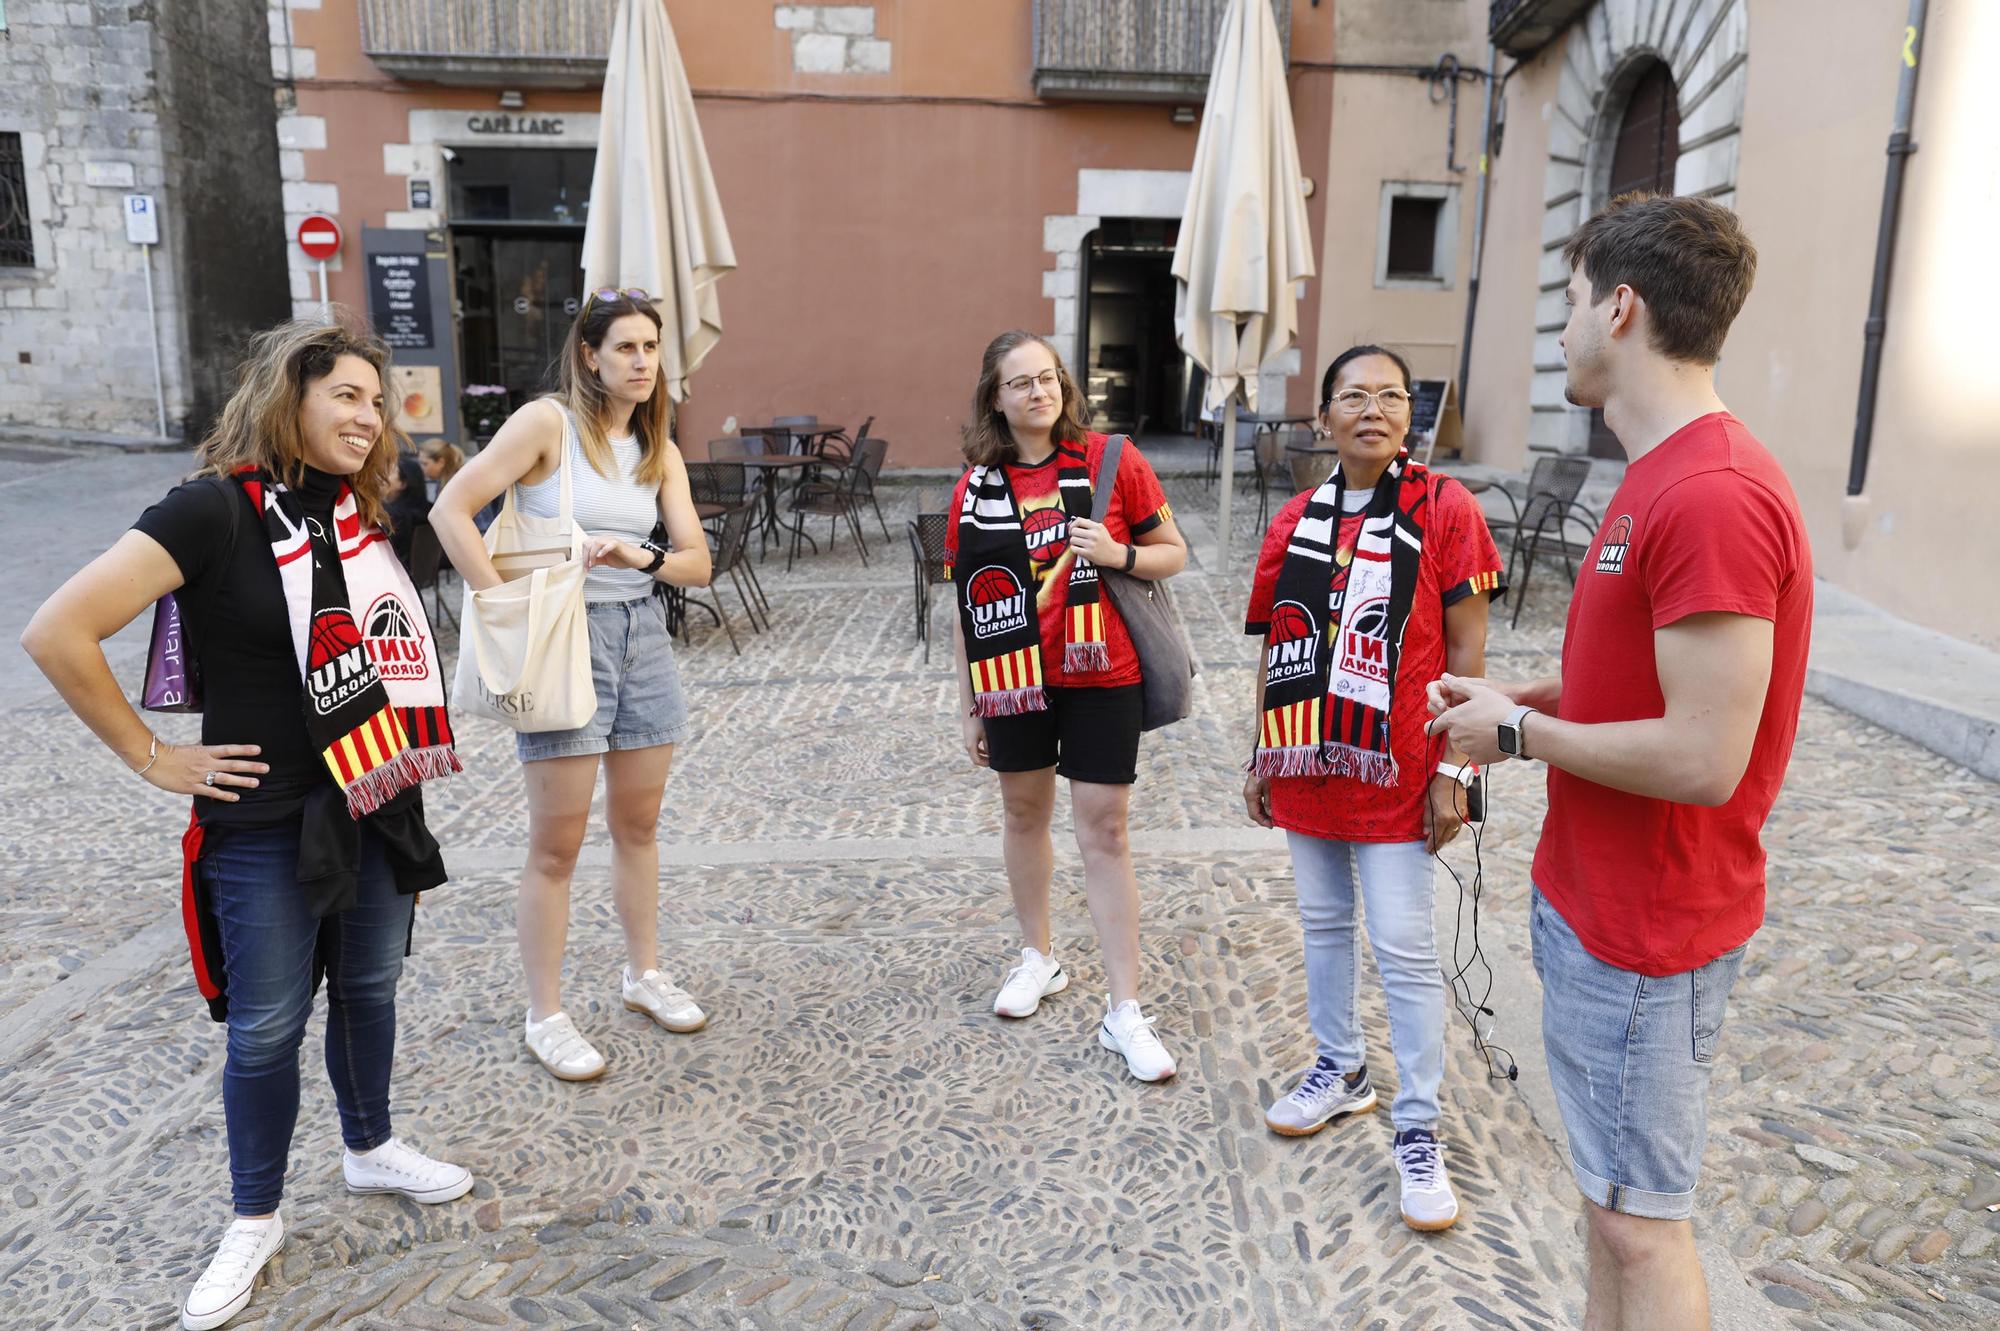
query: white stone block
[
  {"left": 286, "top": 0, "right": 322, "bottom": 10},
  {"left": 289, "top": 267, "right": 313, "bottom": 300},
  {"left": 1077, "top": 168, "right": 1190, "bottom": 220},
  {"left": 276, "top": 115, "right": 326, "bottom": 150},
  {"left": 5, "top": 287, "right": 35, "bottom": 309},
  {"left": 1042, "top": 214, "right": 1100, "bottom": 254},
  {"left": 1056, "top": 250, "right": 1079, "bottom": 271},
  {"left": 1546, "top": 108, "right": 1585, "bottom": 164},
  {"left": 292, "top": 47, "right": 316, "bottom": 79},
  {"left": 1534, "top": 284, "right": 1569, "bottom": 331},
  {"left": 1677, "top": 62, "right": 1745, "bottom": 146},
  {"left": 269, "top": 9, "right": 289, "bottom": 47},
  {"left": 1052, "top": 298, "right": 1076, "bottom": 337},
  {"left": 1602, "top": 0, "right": 1641, "bottom": 57},
  {"left": 1539, "top": 244, "right": 1573, "bottom": 290},
  {"left": 818, "top": 6, "right": 876, "bottom": 36},
  {"left": 1539, "top": 198, "right": 1581, "bottom": 248},
  {"left": 793, "top": 33, "right": 847, "bottom": 74},
  {"left": 1042, "top": 269, "right": 1069, "bottom": 300},
  {"left": 774, "top": 5, "right": 821, "bottom": 31},
  {"left": 283, "top": 180, "right": 339, "bottom": 213},
  {"left": 1529, "top": 370, "right": 1573, "bottom": 412},
  {"left": 847, "top": 38, "right": 891, "bottom": 75},
  {"left": 383, "top": 143, "right": 420, "bottom": 176},
  {"left": 1673, "top": 133, "right": 1739, "bottom": 197},
  {"left": 1533, "top": 330, "right": 1566, "bottom": 372},
  {"left": 384, "top": 209, "right": 440, "bottom": 229},
  {"left": 292, "top": 298, "right": 323, "bottom": 321},
  {"left": 279, "top": 149, "right": 305, "bottom": 182}
]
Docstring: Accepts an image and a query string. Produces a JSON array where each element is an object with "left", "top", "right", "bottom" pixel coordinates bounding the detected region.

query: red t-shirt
[
  {"left": 1245, "top": 475, "right": 1506, "bottom": 842},
  {"left": 944, "top": 432, "right": 1173, "bottom": 689},
  {"left": 1533, "top": 412, "right": 1812, "bottom": 976}
]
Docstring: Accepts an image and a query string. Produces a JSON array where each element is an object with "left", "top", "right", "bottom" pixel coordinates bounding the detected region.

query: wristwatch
[
  {"left": 1435, "top": 759, "right": 1479, "bottom": 786},
  {"left": 638, "top": 540, "right": 668, "bottom": 575},
  {"left": 1497, "top": 704, "right": 1537, "bottom": 759}
]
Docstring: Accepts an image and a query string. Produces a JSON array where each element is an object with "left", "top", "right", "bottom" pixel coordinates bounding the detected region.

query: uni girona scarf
[
  {"left": 239, "top": 468, "right": 461, "bottom": 816},
  {"left": 1252, "top": 451, "right": 1432, "bottom": 786},
  {"left": 954, "top": 442, "right": 1106, "bottom": 715}
]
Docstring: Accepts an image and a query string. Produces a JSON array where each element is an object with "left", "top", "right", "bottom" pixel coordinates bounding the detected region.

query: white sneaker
[
  {"left": 622, "top": 967, "right": 707, "bottom": 1032},
  {"left": 993, "top": 947, "right": 1068, "bottom": 1018},
  {"left": 342, "top": 1137, "right": 474, "bottom": 1204},
  {"left": 1097, "top": 997, "right": 1177, "bottom": 1082},
  {"left": 181, "top": 1211, "right": 283, "bottom": 1330},
  {"left": 1393, "top": 1129, "right": 1460, "bottom": 1232},
  {"left": 524, "top": 1008, "right": 607, "bottom": 1081},
  {"left": 1264, "top": 1057, "right": 1377, "bottom": 1136}
]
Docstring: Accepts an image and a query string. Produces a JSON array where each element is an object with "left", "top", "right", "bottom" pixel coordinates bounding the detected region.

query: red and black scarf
[
  {"left": 954, "top": 443, "right": 1106, "bottom": 716},
  {"left": 239, "top": 468, "right": 461, "bottom": 817},
  {"left": 1252, "top": 451, "right": 1430, "bottom": 786}
]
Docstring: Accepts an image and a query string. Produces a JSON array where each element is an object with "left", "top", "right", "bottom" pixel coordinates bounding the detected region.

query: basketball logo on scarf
[
  {"left": 1265, "top": 600, "right": 1321, "bottom": 685},
  {"left": 967, "top": 565, "right": 1031, "bottom": 641},
  {"left": 363, "top": 592, "right": 431, "bottom": 682},
  {"left": 1337, "top": 596, "right": 1393, "bottom": 687},
  {"left": 308, "top": 609, "right": 374, "bottom": 717},
  {"left": 1595, "top": 515, "right": 1633, "bottom": 574}
]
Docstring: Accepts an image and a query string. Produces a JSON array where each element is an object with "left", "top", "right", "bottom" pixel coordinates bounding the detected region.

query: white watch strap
[{"left": 1435, "top": 760, "right": 1477, "bottom": 785}]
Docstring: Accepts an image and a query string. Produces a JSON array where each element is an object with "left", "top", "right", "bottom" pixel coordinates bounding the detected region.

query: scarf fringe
[
  {"left": 340, "top": 744, "right": 463, "bottom": 819},
  {"left": 1250, "top": 740, "right": 1400, "bottom": 788},
  {"left": 973, "top": 686, "right": 1048, "bottom": 718},
  {"left": 1064, "top": 641, "right": 1110, "bottom": 673}
]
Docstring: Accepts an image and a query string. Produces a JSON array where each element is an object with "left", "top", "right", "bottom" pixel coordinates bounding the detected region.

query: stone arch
[{"left": 1527, "top": 0, "right": 1749, "bottom": 454}]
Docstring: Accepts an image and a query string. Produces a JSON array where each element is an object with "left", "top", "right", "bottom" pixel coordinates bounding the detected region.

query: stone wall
[{"left": 0, "top": 0, "right": 287, "bottom": 443}]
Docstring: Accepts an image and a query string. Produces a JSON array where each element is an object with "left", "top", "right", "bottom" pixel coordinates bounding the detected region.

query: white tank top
[{"left": 515, "top": 402, "right": 659, "bottom": 601}]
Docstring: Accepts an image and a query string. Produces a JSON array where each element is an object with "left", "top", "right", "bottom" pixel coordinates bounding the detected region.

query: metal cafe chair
[{"left": 907, "top": 512, "right": 952, "bottom": 662}]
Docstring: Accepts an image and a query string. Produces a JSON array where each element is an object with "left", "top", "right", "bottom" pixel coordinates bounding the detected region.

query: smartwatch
[
  {"left": 1435, "top": 760, "right": 1479, "bottom": 786},
  {"left": 639, "top": 540, "right": 668, "bottom": 575},
  {"left": 1497, "top": 704, "right": 1537, "bottom": 759},
  {"left": 1122, "top": 542, "right": 1138, "bottom": 573}
]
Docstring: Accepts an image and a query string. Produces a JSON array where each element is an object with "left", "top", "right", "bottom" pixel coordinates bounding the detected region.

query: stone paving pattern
[{"left": 1, "top": 459, "right": 1995, "bottom": 1329}]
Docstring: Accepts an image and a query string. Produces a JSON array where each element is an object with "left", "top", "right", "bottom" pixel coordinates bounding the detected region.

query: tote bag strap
[
  {"left": 497, "top": 401, "right": 580, "bottom": 529},
  {"left": 1091, "top": 434, "right": 1128, "bottom": 525}
]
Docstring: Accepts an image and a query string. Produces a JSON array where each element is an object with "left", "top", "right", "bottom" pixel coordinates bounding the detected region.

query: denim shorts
[
  {"left": 516, "top": 595, "right": 693, "bottom": 762},
  {"left": 1529, "top": 886, "right": 1746, "bottom": 1221}
]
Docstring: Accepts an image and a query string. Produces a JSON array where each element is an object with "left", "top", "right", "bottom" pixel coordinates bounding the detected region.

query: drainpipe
[
  {"left": 1457, "top": 44, "right": 1500, "bottom": 415},
  {"left": 1846, "top": 0, "right": 1929, "bottom": 496}
]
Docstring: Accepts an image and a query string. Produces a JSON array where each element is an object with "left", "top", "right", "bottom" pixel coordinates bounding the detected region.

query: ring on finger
[{"left": 203, "top": 771, "right": 219, "bottom": 787}]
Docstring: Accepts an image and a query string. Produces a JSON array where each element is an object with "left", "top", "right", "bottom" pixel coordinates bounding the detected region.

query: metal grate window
[{"left": 0, "top": 133, "right": 33, "bottom": 267}]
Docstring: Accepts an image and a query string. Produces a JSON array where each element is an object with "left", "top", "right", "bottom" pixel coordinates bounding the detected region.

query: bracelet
[
  {"left": 135, "top": 733, "right": 162, "bottom": 777},
  {"left": 640, "top": 541, "right": 667, "bottom": 575}
]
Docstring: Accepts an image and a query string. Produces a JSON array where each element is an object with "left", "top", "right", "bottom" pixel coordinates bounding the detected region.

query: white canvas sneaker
[
  {"left": 1264, "top": 1057, "right": 1377, "bottom": 1136},
  {"left": 524, "top": 1008, "right": 607, "bottom": 1081},
  {"left": 993, "top": 947, "right": 1068, "bottom": 1018},
  {"left": 1098, "top": 997, "right": 1177, "bottom": 1082},
  {"left": 1393, "top": 1129, "right": 1460, "bottom": 1232},
  {"left": 622, "top": 967, "right": 707, "bottom": 1032},
  {"left": 342, "top": 1137, "right": 474, "bottom": 1204},
  {"left": 181, "top": 1212, "right": 283, "bottom": 1330}
]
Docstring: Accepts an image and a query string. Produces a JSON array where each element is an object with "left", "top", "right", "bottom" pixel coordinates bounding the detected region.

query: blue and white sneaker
[
  {"left": 1393, "top": 1128, "right": 1459, "bottom": 1232},
  {"left": 1263, "top": 1056, "right": 1377, "bottom": 1136}
]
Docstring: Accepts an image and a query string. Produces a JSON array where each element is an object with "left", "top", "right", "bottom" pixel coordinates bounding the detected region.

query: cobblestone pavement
[{"left": 0, "top": 467, "right": 1994, "bottom": 1329}]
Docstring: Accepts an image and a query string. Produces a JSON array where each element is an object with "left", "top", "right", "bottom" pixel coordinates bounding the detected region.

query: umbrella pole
[{"left": 1217, "top": 393, "right": 1237, "bottom": 560}]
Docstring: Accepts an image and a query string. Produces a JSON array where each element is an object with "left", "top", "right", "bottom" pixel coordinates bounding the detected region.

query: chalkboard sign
[
  {"left": 367, "top": 252, "right": 433, "bottom": 349},
  {"left": 1408, "top": 378, "right": 1450, "bottom": 443}
]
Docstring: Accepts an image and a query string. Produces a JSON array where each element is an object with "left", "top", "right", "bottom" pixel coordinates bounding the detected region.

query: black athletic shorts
[{"left": 982, "top": 683, "right": 1144, "bottom": 785}]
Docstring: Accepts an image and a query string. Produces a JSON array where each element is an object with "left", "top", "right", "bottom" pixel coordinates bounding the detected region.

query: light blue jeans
[{"left": 1286, "top": 833, "right": 1444, "bottom": 1130}]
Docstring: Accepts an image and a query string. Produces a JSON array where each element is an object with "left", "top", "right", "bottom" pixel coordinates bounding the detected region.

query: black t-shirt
[{"left": 133, "top": 475, "right": 338, "bottom": 827}]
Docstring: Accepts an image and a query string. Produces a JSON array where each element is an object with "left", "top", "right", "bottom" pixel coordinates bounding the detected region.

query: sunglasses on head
[{"left": 585, "top": 286, "right": 651, "bottom": 311}]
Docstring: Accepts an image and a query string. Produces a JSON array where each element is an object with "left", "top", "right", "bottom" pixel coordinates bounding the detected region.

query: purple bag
[{"left": 143, "top": 593, "right": 201, "bottom": 712}]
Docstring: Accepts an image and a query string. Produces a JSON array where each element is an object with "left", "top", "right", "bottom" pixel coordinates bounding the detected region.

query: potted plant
[{"left": 460, "top": 384, "right": 511, "bottom": 443}]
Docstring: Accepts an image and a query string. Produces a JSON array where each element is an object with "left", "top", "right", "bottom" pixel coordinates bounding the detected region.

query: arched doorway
[{"left": 1588, "top": 58, "right": 1680, "bottom": 458}]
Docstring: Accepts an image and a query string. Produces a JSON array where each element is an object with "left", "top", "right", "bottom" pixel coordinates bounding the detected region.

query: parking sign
[{"left": 124, "top": 194, "right": 159, "bottom": 246}]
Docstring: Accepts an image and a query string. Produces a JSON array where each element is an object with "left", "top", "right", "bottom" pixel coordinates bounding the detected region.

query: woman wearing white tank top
[{"left": 431, "top": 289, "right": 714, "bottom": 1082}]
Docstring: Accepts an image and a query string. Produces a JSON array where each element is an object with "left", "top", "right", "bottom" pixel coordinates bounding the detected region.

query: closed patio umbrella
[
  {"left": 1171, "top": 0, "right": 1316, "bottom": 558},
  {"left": 582, "top": 0, "right": 737, "bottom": 403}
]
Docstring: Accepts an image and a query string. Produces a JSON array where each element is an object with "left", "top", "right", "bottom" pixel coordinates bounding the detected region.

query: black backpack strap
[{"left": 183, "top": 475, "right": 247, "bottom": 654}]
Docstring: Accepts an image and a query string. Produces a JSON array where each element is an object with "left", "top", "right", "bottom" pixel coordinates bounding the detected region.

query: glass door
[{"left": 454, "top": 230, "right": 587, "bottom": 415}]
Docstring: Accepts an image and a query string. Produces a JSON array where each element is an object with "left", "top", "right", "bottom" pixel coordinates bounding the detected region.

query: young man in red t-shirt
[{"left": 1431, "top": 195, "right": 1810, "bottom": 1331}]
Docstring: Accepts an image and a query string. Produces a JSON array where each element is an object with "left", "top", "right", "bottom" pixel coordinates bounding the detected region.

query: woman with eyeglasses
[
  {"left": 945, "top": 330, "right": 1189, "bottom": 1082},
  {"left": 430, "top": 287, "right": 713, "bottom": 1082},
  {"left": 1241, "top": 345, "right": 1507, "bottom": 1232}
]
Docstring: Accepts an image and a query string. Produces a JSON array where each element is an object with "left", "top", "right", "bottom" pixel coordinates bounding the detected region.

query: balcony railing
[
  {"left": 1488, "top": 0, "right": 1596, "bottom": 57},
  {"left": 1032, "top": 0, "right": 1292, "bottom": 103},
  {"left": 359, "top": 0, "right": 611, "bottom": 88}
]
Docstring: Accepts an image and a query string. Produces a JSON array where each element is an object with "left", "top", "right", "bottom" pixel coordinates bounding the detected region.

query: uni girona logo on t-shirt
[
  {"left": 966, "top": 565, "right": 1031, "bottom": 640},
  {"left": 1595, "top": 515, "right": 1633, "bottom": 575}
]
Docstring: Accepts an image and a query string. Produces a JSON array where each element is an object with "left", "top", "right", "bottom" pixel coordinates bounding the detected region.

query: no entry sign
[{"left": 296, "top": 214, "right": 342, "bottom": 261}]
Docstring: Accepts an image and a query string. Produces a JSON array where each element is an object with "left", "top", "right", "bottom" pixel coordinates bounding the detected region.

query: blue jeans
[
  {"left": 201, "top": 821, "right": 413, "bottom": 1215},
  {"left": 1530, "top": 886, "right": 1745, "bottom": 1220},
  {"left": 1286, "top": 833, "right": 1444, "bottom": 1129}
]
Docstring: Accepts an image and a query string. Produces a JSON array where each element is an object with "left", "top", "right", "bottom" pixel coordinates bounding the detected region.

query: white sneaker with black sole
[
  {"left": 993, "top": 946, "right": 1067, "bottom": 1018},
  {"left": 342, "top": 1137, "right": 474, "bottom": 1204},
  {"left": 1393, "top": 1128, "right": 1460, "bottom": 1232},
  {"left": 1264, "top": 1057, "right": 1377, "bottom": 1136},
  {"left": 1098, "top": 997, "right": 1177, "bottom": 1082},
  {"left": 181, "top": 1211, "right": 283, "bottom": 1330}
]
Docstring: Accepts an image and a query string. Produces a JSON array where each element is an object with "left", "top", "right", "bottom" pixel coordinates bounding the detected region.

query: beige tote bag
[{"left": 451, "top": 415, "right": 596, "bottom": 732}]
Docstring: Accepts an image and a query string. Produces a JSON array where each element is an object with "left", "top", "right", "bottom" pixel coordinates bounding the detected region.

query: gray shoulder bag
[{"left": 1092, "top": 434, "right": 1196, "bottom": 731}]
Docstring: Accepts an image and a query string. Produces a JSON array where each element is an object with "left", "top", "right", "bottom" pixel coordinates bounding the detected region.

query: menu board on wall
[{"left": 367, "top": 252, "right": 434, "bottom": 349}]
